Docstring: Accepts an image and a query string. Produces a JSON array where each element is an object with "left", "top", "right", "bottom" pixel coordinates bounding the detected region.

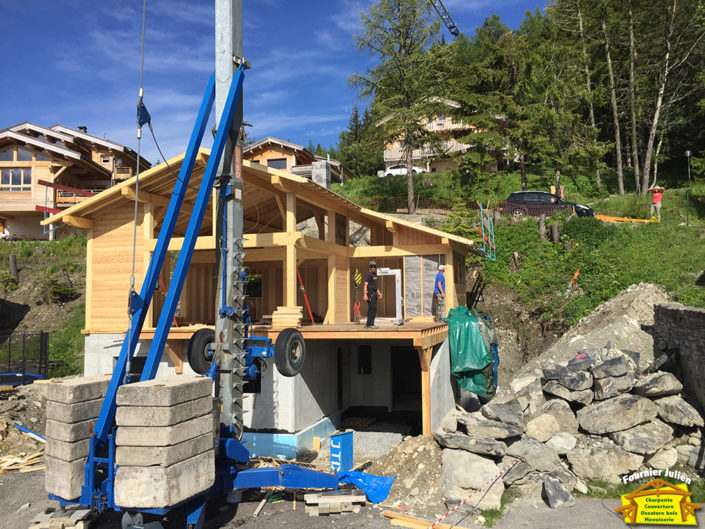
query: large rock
[
  {"left": 567, "top": 436, "right": 643, "bottom": 484},
  {"left": 506, "top": 437, "right": 563, "bottom": 474},
  {"left": 646, "top": 447, "right": 678, "bottom": 470},
  {"left": 591, "top": 356, "right": 629, "bottom": 379},
  {"left": 434, "top": 432, "right": 507, "bottom": 457},
  {"left": 543, "top": 476, "right": 575, "bottom": 509},
  {"left": 526, "top": 414, "right": 560, "bottom": 443},
  {"left": 545, "top": 432, "right": 577, "bottom": 455},
  {"left": 456, "top": 413, "right": 523, "bottom": 440},
  {"left": 438, "top": 449, "right": 504, "bottom": 510},
  {"left": 655, "top": 396, "right": 704, "bottom": 427},
  {"left": 481, "top": 400, "right": 526, "bottom": 431},
  {"left": 633, "top": 371, "right": 683, "bottom": 398},
  {"left": 543, "top": 381, "right": 594, "bottom": 406},
  {"left": 511, "top": 377, "right": 546, "bottom": 417},
  {"left": 610, "top": 420, "right": 673, "bottom": 455},
  {"left": 576, "top": 394, "right": 658, "bottom": 434},
  {"left": 676, "top": 445, "right": 705, "bottom": 470},
  {"left": 555, "top": 371, "right": 594, "bottom": 392},
  {"left": 540, "top": 399, "right": 579, "bottom": 433},
  {"left": 593, "top": 373, "right": 636, "bottom": 400}
]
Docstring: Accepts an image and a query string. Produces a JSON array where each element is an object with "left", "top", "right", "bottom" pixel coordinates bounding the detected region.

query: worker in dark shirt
[{"left": 363, "top": 260, "right": 382, "bottom": 329}]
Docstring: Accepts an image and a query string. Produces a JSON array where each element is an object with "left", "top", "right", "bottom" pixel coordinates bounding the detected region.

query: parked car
[
  {"left": 383, "top": 164, "right": 427, "bottom": 177},
  {"left": 503, "top": 191, "right": 594, "bottom": 218}
]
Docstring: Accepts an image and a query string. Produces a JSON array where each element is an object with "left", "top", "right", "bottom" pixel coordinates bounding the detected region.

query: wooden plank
[
  {"left": 164, "top": 341, "right": 184, "bottom": 374},
  {"left": 384, "top": 511, "right": 463, "bottom": 529},
  {"left": 63, "top": 215, "right": 93, "bottom": 229}
]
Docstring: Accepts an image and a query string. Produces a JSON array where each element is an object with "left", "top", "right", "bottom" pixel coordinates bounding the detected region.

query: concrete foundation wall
[
  {"left": 430, "top": 340, "right": 455, "bottom": 432},
  {"left": 296, "top": 341, "right": 339, "bottom": 431},
  {"left": 341, "top": 341, "right": 393, "bottom": 411},
  {"left": 653, "top": 303, "right": 705, "bottom": 411},
  {"left": 3, "top": 213, "right": 46, "bottom": 240}
]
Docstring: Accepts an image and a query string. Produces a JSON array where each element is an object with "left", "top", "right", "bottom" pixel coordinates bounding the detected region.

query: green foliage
[
  {"left": 440, "top": 201, "right": 480, "bottom": 239},
  {"left": 484, "top": 215, "right": 705, "bottom": 326},
  {"left": 0, "top": 234, "right": 86, "bottom": 266},
  {"left": 49, "top": 304, "right": 84, "bottom": 378},
  {"left": 0, "top": 269, "right": 19, "bottom": 292},
  {"left": 40, "top": 276, "right": 81, "bottom": 304}
]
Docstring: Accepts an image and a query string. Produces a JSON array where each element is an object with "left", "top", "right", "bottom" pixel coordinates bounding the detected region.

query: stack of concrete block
[
  {"left": 113, "top": 375, "right": 215, "bottom": 509},
  {"left": 44, "top": 375, "right": 112, "bottom": 500}
]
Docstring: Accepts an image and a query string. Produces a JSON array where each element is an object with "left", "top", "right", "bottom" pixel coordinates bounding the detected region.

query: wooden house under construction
[{"left": 44, "top": 148, "right": 474, "bottom": 449}]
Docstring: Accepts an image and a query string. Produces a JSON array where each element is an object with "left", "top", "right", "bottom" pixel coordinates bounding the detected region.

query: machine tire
[
  {"left": 511, "top": 207, "right": 528, "bottom": 219},
  {"left": 274, "top": 328, "right": 306, "bottom": 377},
  {"left": 187, "top": 328, "right": 215, "bottom": 375}
]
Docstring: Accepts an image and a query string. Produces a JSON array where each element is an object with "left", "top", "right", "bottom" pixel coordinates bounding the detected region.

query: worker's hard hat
[{"left": 369, "top": 260, "right": 377, "bottom": 267}]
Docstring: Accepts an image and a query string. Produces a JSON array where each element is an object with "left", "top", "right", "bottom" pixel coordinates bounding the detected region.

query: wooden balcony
[{"left": 383, "top": 139, "right": 470, "bottom": 163}]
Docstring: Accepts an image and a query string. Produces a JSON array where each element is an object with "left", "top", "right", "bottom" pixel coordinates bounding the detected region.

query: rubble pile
[{"left": 435, "top": 347, "right": 705, "bottom": 511}]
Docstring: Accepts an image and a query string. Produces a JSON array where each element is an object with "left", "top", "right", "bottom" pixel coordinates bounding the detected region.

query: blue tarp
[{"left": 338, "top": 470, "right": 396, "bottom": 504}]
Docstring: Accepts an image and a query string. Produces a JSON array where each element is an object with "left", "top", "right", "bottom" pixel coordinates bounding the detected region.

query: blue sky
[{"left": 0, "top": 0, "right": 545, "bottom": 165}]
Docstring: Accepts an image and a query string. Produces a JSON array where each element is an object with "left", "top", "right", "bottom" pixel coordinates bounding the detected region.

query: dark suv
[{"left": 503, "top": 191, "right": 594, "bottom": 218}]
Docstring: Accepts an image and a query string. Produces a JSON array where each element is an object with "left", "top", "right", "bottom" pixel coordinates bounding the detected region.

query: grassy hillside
[{"left": 0, "top": 235, "right": 86, "bottom": 376}]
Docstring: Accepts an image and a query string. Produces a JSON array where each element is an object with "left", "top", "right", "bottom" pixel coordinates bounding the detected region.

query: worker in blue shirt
[{"left": 433, "top": 264, "right": 446, "bottom": 322}]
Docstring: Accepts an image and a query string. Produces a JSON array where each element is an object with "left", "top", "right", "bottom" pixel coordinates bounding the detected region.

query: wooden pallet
[
  {"left": 0, "top": 450, "right": 44, "bottom": 474},
  {"left": 304, "top": 487, "right": 366, "bottom": 516},
  {"left": 29, "top": 507, "right": 91, "bottom": 529}
]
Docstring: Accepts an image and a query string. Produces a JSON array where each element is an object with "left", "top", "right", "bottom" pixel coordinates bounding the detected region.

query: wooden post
[
  {"left": 416, "top": 346, "right": 433, "bottom": 435},
  {"left": 9, "top": 254, "right": 19, "bottom": 283},
  {"left": 550, "top": 223, "right": 560, "bottom": 244},
  {"left": 284, "top": 192, "right": 297, "bottom": 306},
  {"left": 325, "top": 210, "right": 337, "bottom": 324},
  {"left": 539, "top": 214, "right": 547, "bottom": 242}
]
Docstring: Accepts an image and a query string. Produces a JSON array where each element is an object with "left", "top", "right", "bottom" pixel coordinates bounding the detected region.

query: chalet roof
[{"left": 41, "top": 148, "right": 474, "bottom": 249}]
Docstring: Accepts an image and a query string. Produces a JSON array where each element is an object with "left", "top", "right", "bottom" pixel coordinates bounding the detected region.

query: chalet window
[
  {"left": 0, "top": 168, "right": 31, "bottom": 192},
  {"left": 17, "top": 149, "right": 33, "bottom": 162},
  {"left": 438, "top": 114, "right": 445, "bottom": 123},
  {"left": 0, "top": 148, "right": 13, "bottom": 162},
  {"left": 102, "top": 156, "right": 111, "bottom": 164},
  {"left": 267, "top": 158, "right": 287, "bottom": 170}
]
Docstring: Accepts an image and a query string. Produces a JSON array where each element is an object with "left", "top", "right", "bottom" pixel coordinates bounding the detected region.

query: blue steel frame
[{"left": 52, "top": 69, "right": 339, "bottom": 529}]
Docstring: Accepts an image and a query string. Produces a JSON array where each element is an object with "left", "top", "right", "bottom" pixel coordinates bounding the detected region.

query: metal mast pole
[{"left": 215, "top": 0, "right": 246, "bottom": 438}]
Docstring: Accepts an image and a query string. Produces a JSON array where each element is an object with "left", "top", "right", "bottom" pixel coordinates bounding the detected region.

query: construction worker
[
  {"left": 433, "top": 264, "right": 446, "bottom": 322},
  {"left": 648, "top": 185, "right": 665, "bottom": 221},
  {"left": 363, "top": 261, "right": 382, "bottom": 329}
]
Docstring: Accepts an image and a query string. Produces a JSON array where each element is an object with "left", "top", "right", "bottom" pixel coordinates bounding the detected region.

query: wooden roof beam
[
  {"left": 350, "top": 244, "right": 449, "bottom": 258},
  {"left": 63, "top": 215, "right": 94, "bottom": 229}
]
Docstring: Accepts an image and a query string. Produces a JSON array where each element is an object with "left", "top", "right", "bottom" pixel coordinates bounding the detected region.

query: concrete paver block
[
  {"left": 115, "top": 396, "right": 213, "bottom": 427},
  {"left": 114, "top": 450, "right": 215, "bottom": 508},
  {"left": 116, "top": 433, "right": 213, "bottom": 467},
  {"left": 115, "top": 414, "right": 212, "bottom": 447},
  {"left": 46, "top": 375, "right": 111, "bottom": 404},
  {"left": 46, "top": 398, "right": 102, "bottom": 424},
  {"left": 45, "top": 438, "right": 91, "bottom": 462},
  {"left": 46, "top": 418, "right": 95, "bottom": 443},
  {"left": 45, "top": 456, "right": 86, "bottom": 500},
  {"left": 116, "top": 376, "right": 212, "bottom": 407}
]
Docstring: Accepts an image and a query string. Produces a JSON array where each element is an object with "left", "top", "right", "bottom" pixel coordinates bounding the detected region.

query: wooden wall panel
[
  {"left": 89, "top": 205, "right": 144, "bottom": 331},
  {"left": 397, "top": 226, "right": 438, "bottom": 245}
]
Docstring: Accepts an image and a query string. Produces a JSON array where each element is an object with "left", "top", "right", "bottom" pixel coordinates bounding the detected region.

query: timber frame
[{"left": 44, "top": 148, "right": 474, "bottom": 434}]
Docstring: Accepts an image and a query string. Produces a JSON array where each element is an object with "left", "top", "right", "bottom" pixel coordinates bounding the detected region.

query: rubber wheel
[
  {"left": 187, "top": 328, "right": 215, "bottom": 375},
  {"left": 512, "top": 207, "right": 528, "bottom": 219},
  {"left": 274, "top": 328, "right": 306, "bottom": 377}
]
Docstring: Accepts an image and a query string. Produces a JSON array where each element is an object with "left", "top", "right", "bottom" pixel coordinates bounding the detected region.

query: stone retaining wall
[{"left": 653, "top": 303, "right": 705, "bottom": 411}]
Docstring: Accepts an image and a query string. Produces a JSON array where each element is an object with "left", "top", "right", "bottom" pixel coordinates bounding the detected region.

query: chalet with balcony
[
  {"left": 0, "top": 123, "right": 149, "bottom": 239},
  {"left": 381, "top": 99, "right": 475, "bottom": 175},
  {"left": 244, "top": 137, "right": 349, "bottom": 188}
]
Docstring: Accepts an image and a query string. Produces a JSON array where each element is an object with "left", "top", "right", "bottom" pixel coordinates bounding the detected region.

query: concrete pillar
[{"left": 312, "top": 161, "right": 331, "bottom": 189}]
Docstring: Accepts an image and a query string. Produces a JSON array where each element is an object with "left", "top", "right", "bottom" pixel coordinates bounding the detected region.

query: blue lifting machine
[{"left": 47, "top": 2, "right": 339, "bottom": 527}]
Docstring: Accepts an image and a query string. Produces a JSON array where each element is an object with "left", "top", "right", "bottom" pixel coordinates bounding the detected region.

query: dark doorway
[{"left": 390, "top": 346, "right": 421, "bottom": 412}]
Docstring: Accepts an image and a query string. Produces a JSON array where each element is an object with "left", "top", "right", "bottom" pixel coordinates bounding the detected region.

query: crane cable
[{"left": 126, "top": 0, "right": 149, "bottom": 383}]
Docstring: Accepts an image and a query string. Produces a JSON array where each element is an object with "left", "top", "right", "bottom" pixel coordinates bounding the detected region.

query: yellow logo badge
[{"left": 615, "top": 478, "right": 701, "bottom": 525}]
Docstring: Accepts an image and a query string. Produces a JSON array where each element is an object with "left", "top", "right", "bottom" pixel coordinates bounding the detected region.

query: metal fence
[
  {"left": 360, "top": 196, "right": 504, "bottom": 213},
  {"left": 0, "top": 331, "right": 49, "bottom": 384}
]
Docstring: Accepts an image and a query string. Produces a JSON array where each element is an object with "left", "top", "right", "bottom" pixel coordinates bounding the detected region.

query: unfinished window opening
[
  {"left": 0, "top": 148, "right": 14, "bottom": 162},
  {"left": 357, "top": 345, "right": 372, "bottom": 375},
  {"left": 267, "top": 158, "right": 287, "bottom": 170},
  {"left": 17, "top": 148, "right": 33, "bottom": 162}
]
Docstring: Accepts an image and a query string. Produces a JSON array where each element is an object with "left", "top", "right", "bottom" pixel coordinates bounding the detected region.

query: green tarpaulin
[{"left": 445, "top": 305, "right": 496, "bottom": 400}]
